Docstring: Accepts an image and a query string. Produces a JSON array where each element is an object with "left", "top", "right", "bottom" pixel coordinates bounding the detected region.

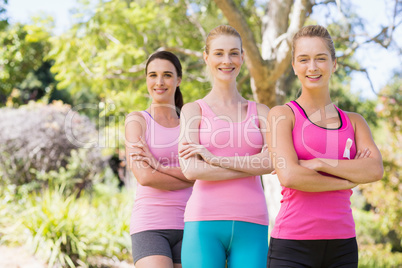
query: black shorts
[
  {"left": 131, "top": 229, "right": 183, "bottom": 264},
  {"left": 268, "top": 237, "right": 358, "bottom": 268}
]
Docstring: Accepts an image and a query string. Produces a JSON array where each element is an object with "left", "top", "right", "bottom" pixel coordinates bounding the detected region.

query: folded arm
[
  {"left": 267, "top": 106, "right": 357, "bottom": 192},
  {"left": 178, "top": 102, "right": 255, "bottom": 181},
  {"left": 300, "top": 113, "right": 383, "bottom": 183},
  {"left": 125, "top": 112, "right": 193, "bottom": 190}
]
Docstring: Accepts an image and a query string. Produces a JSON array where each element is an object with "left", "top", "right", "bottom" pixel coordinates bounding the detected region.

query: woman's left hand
[{"left": 299, "top": 159, "right": 321, "bottom": 171}]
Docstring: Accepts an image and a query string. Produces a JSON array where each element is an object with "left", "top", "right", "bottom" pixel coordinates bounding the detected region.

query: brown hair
[
  {"left": 205, "top": 25, "right": 243, "bottom": 54},
  {"left": 292, "top": 25, "right": 336, "bottom": 62}
]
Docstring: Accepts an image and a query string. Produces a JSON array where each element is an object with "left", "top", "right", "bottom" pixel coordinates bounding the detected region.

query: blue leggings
[{"left": 181, "top": 220, "right": 268, "bottom": 268}]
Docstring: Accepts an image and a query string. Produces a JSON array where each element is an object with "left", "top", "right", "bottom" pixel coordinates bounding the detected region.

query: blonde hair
[
  {"left": 292, "top": 25, "right": 336, "bottom": 62},
  {"left": 205, "top": 25, "right": 243, "bottom": 54}
]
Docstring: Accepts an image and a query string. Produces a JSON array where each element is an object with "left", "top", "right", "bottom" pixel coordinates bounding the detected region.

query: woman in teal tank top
[{"left": 178, "top": 25, "right": 274, "bottom": 268}]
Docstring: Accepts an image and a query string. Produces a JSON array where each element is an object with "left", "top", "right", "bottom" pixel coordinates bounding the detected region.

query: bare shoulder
[
  {"left": 345, "top": 111, "right": 370, "bottom": 129},
  {"left": 344, "top": 111, "right": 367, "bottom": 124},
  {"left": 125, "top": 111, "right": 145, "bottom": 122},
  {"left": 181, "top": 101, "right": 202, "bottom": 117},
  {"left": 125, "top": 111, "right": 146, "bottom": 134},
  {"left": 256, "top": 102, "right": 270, "bottom": 117},
  {"left": 268, "top": 104, "right": 294, "bottom": 117}
]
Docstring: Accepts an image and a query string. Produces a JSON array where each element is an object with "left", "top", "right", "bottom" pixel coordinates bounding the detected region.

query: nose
[
  {"left": 222, "top": 54, "right": 232, "bottom": 64},
  {"left": 308, "top": 60, "right": 318, "bottom": 72},
  {"left": 156, "top": 76, "right": 164, "bottom": 86}
]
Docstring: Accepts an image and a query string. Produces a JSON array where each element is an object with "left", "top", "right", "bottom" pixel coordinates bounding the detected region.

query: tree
[
  {"left": 0, "top": 17, "right": 57, "bottom": 107},
  {"left": 212, "top": 0, "right": 402, "bottom": 107}
]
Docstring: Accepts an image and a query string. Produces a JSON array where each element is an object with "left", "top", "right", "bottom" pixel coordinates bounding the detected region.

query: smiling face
[
  {"left": 204, "top": 35, "right": 243, "bottom": 83},
  {"left": 146, "top": 58, "right": 181, "bottom": 104},
  {"left": 292, "top": 36, "right": 337, "bottom": 91}
]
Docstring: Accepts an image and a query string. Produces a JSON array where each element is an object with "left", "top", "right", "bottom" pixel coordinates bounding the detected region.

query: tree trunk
[{"left": 213, "top": 0, "right": 313, "bottom": 108}]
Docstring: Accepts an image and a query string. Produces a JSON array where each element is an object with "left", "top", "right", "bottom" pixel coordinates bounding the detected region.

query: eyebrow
[
  {"left": 212, "top": 48, "right": 241, "bottom": 51},
  {"left": 297, "top": 53, "right": 329, "bottom": 58},
  {"left": 147, "top": 71, "right": 174, "bottom": 74}
]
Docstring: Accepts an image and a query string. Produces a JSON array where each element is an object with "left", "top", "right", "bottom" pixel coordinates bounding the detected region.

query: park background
[{"left": 0, "top": 0, "right": 401, "bottom": 267}]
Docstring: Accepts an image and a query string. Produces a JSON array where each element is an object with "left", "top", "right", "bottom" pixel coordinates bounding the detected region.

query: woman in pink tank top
[
  {"left": 178, "top": 25, "right": 274, "bottom": 268},
  {"left": 267, "top": 25, "right": 384, "bottom": 267},
  {"left": 125, "top": 51, "right": 193, "bottom": 268}
]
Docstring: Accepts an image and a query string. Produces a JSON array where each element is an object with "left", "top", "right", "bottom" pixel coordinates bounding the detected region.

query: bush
[
  {"left": 0, "top": 181, "right": 133, "bottom": 267},
  {"left": 354, "top": 208, "right": 402, "bottom": 267},
  {"left": 0, "top": 101, "right": 105, "bottom": 192}
]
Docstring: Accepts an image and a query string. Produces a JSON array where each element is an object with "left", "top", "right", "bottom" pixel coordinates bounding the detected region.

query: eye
[
  {"left": 231, "top": 52, "right": 239, "bottom": 56},
  {"left": 318, "top": 58, "right": 326, "bottom": 61},
  {"left": 148, "top": 74, "right": 157, "bottom": 77},
  {"left": 215, "top": 52, "right": 223, "bottom": 56},
  {"left": 164, "top": 74, "right": 172, "bottom": 78},
  {"left": 299, "top": 59, "right": 307, "bottom": 62}
]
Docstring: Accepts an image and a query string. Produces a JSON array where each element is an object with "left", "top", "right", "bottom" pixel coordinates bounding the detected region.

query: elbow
[
  {"left": 372, "top": 165, "right": 384, "bottom": 182},
  {"left": 277, "top": 170, "right": 295, "bottom": 188},
  {"left": 181, "top": 169, "right": 198, "bottom": 181}
]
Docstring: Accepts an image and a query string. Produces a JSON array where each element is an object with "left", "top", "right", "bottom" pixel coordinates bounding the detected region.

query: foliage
[
  {"left": 0, "top": 178, "right": 133, "bottom": 267},
  {"left": 354, "top": 209, "right": 402, "bottom": 267},
  {"left": 0, "top": 19, "right": 53, "bottom": 106},
  {"left": 358, "top": 73, "right": 402, "bottom": 253},
  {"left": 0, "top": 101, "right": 105, "bottom": 193}
]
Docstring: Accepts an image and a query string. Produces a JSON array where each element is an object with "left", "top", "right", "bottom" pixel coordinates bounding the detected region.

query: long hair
[{"left": 145, "top": 51, "right": 183, "bottom": 116}]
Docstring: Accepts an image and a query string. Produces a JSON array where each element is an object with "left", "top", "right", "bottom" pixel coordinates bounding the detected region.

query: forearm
[
  {"left": 180, "top": 157, "right": 254, "bottom": 181},
  {"left": 279, "top": 165, "right": 357, "bottom": 192},
  {"left": 213, "top": 152, "right": 273, "bottom": 176},
  {"left": 130, "top": 165, "right": 193, "bottom": 191},
  {"left": 158, "top": 165, "right": 192, "bottom": 182},
  {"left": 315, "top": 158, "right": 384, "bottom": 183}
]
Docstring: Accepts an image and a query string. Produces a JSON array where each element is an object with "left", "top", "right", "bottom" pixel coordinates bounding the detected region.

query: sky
[{"left": 7, "top": 0, "right": 401, "bottom": 99}]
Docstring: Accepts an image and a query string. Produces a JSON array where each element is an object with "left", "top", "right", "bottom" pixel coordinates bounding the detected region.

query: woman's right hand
[
  {"left": 179, "top": 142, "right": 218, "bottom": 165},
  {"left": 130, "top": 138, "right": 160, "bottom": 170}
]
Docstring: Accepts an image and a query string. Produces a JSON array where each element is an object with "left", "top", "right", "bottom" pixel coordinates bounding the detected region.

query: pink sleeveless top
[
  {"left": 130, "top": 111, "right": 192, "bottom": 234},
  {"left": 184, "top": 100, "right": 269, "bottom": 225},
  {"left": 271, "top": 101, "right": 357, "bottom": 240}
]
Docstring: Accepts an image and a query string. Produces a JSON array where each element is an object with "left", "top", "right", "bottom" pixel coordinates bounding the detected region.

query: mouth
[
  {"left": 306, "top": 74, "right": 322, "bottom": 81},
  {"left": 154, "top": 88, "right": 167, "bottom": 94},
  {"left": 218, "top": 67, "right": 235, "bottom": 73}
]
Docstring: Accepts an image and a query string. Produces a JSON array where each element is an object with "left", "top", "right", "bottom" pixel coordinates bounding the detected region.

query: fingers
[
  {"left": 271, "top": 170, "right": 277, "bottom": 175},
  {"left": 262, "top": 144, "right": 269, "bottom": 153},
  {"left": 362, "top": 148, "right": 371, "bottom": 158},
  {"left": 355, "top": 148, "right": 371, "bottom": 159},
  {"left": 354, "top": 150, "right": 361, "bottom": 159},
  {"left": 179, "top": 147, "right": 201, "bottom": 159}
]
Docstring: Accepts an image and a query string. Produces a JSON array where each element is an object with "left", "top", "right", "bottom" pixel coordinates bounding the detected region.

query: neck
[
  {"left": 207, "top": 79, "right": 242, "bottom": 103},
  {"left": 148, "top": 102, "right": 178, "bottom": 119},
  {"left": 297, "top": 87, "right": 332, "bottom": 110}
]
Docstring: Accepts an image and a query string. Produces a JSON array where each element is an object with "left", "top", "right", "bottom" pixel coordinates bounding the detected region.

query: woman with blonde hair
[
  {"left": 267, "top": 25, "right": 383, "bottom": 267},
  {"left": 179, "top": 25, "right": 273, "bottom": 268}
]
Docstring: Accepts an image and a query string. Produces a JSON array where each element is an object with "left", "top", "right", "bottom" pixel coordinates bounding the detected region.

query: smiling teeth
[{"left": 308, "top": 75, "right": 321, "bottom": 78}]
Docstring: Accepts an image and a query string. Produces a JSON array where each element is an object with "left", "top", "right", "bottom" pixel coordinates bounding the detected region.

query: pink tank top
[
  {"left": 271, "top": 101, "right": 357, "bottom": 240},
  {"left": 184, "top": 100, "right": 269, "bottom": 225},
  {"left": 130, "top": 111, "right": 192, "bottom": 234}
]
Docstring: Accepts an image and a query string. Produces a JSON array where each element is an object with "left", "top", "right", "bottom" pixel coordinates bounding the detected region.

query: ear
[
  {"left": 292, "top": 61, "right": 297, "bottom": 75},
  {"left": 203, "top": 51, "right": 208, "bottom": 64},
  {"left": 332, "top": 58, "right": 337, "bottom": 73},
  {"left": 176, "top": 77, "right": 182, "bottom": 87}
]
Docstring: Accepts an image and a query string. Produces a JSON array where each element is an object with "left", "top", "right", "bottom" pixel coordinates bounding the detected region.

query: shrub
[{"left": 0, "top": 101, "right": 105, "bottom": 192}]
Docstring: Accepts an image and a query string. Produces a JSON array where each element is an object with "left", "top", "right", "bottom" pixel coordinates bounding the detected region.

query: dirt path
[{"left": 0, "top": 246, "right": 47, "bottom": 268}]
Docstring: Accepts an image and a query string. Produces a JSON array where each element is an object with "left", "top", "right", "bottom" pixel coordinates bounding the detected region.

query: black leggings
[{"left": 267, "top": 237, "right": 358, "bottom": 268}]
